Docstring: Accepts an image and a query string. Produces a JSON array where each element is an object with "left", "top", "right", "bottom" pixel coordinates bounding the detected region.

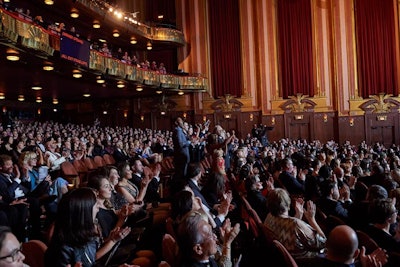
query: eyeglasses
[{"left": 0, "top": 247, "right": 23, "bottom": 262}]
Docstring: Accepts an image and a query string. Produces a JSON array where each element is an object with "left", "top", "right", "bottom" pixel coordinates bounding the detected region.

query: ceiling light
[
  {"left": 98, "top": 39, "right": 106, "bottom": 43},
  {"left": 37, "top": 108, "right": 41, "bottom": 115},
  {"left": 53, "top": 108, "right": 57, "bottom": 112},
  {"left": 18, "top": 95, "right": 25, "bottom": 101},
  {"left": 44, "top": 0, "right": 54, "bottom": 5},
  {"left": 130, "top": 37, "right": 137, "bottom": 44},
  {"left": 83, "top": 93, "right": 91, "bottom": 97},
  {"left": 96, "top": 76, "right": 105, "bottom": 84},
  {"left": 117, "top": 81, "right": 125, "bottom": 88},
  {"left": 53, "top": 98, "right": 58, "bottom": 104},
  {"left": 113, "top": 30, "right": 120, "bottom": 38},
  {"left": 70, "top": 8, "right": 79, "bottom": 18},
  {"left": 6, "top": 49, "right": 19, "bottom": 61},
  {"left": 31, "top": 86, "right": 42, "bottom": 90},
  {"left": 43, "top": 63, "right": 54, "bottom": 71},
  {"left": 36, "top": 97, "right": 42, "bottom": 103},
  {"left": 0, "top": 93, "right": 5, "bottom": 100},
  {"left": 72, "top": 69, "right": 82, "bottom": 78},
  {"left": 178, "top": 91, "right": 184, "bottom": 95},
  {"left": 156, "top": 90, "right": 162, "bottom": 94},
  {"left": 93, "top": 20, "right": 101, "bottom": 29},
  {"left": 158, "top": 15, "right": 164, "bottom": 19},
  {"left": 136, "top": 86, "right": 143, "bottom": 92},
  {"left": 4, "top": 0, "right": 10, "bottom": 2},
  {"left": 103, "top": 111, "right": 108, "bottom": 114},
  {"left": 146, "top": 41, "right": 152, "bottom": 50}
]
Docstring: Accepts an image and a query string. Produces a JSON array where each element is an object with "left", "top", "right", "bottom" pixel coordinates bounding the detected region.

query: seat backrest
[
  {"left": 94, "top": 155, "right": 105, "bottom": 168},
  {"left": 22, "top": 240, "right": 48, "bottom": 267},
  {"left": 61, "top": 161, "right": 78, "bottom": 176},
  {"left": 73, "top": 159, "right": 88, "bottom": 172},
  {"left": 356, "top": 230, "right": 379, "bottom": 254},
  {"left": 84, "top": 157, "right": 97, "bottom": 170},
  {"left": 273, "top": 240, "right": 298, "bottom": 267},
  {"left": 103, "top": 154, "right": 116, "bottom": 165},
  {"left": 162, "top": 233, "right": 180, "bottom": 267},
  {"left": 258, "top": 222, "right": 277, "bottom": 245}
]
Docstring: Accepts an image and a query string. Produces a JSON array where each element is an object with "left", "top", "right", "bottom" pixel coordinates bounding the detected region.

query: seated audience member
[
  {"left": 113, "top": 141, "right": 130, "bottom": 164},
  {"left": 0, "top": 154, "right": 41, "bottom": 240},
  {"left": 44, "top": 139, "right": 66, "bottom": 171},
  {"left": 348, "top": 185, "right": 388, "bottom": 231},
  {"left": 115, "top": 162, "right": 149, "bottom": 204},
  {"left": 176, "top": 211, "right": 240, "bottom": 267},
  {"left": 364, "top": 198, "right": 400, "bottom": 253},
  {"left": 279, "top": 158, "right": 305, "bottom": 195},
  {"left": 245, "top": 174, "right": 271, "bottom": 221},
  {"left": 201, "top": 172, "right": 227, "bottom": 210},
  {"left": 131, "top": 158, "right": 161, "bottom": 203},
  {"left": 0, "top": 226, "right": 27, "bottom": 266},
  {"left": 304, "top": 159, "right": 324, "bottom": 202},
  {"left": 99, "top": 166, "right": 128, "bottom": 210},
  {"left": 317, "top": 179, "right": 351, "bottom": 222},
  {"left": 264, "top": 188, "right": 326, "bottom": 258},
  {"left": 45, "top": 188, "right": 131, "bottom": 267},
  {"left": 302, "top": 225, "right": 388, "bottom": 267}
]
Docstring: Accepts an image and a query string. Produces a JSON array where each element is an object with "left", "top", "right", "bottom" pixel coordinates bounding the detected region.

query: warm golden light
[
  {"left": 123, "top": 111, "right": 128, "bottom": 118},
  {"left": 136, "top": 86, "right": 143, "bottom": 92},
  {"left": 44, "top": 0, "right": 54, "bottom": 5},
  {"left": 0, "top": 93, "right": 5, "bottom": 100},
  {"left": 37, "top": 108, "right": 41, "bottom": 115},
  {"left": 140, "top": 115, "right": 144, "bottom": 121},
  {"left": 156, "top": 90, "right": 162, "bottom": 94},
  {"left": 31, "top": 86, "right": 42, "bottom": 91},
  {"left": 43, "top": 63, "right": 54, "bottom": 71},
  {"left": 70, "top": 8, "right": 79, "bottom": 18},
  {"left": 178, "top": 91, "right": 184, "bottom": 95},
  {"left": 113, "top": 30, "right": 120, "bottom": 38},
  {"left": 53, "top": 98, "right": 59, "bottom": 104},
  {"left": 146, "top": 41, "right": 152, "bottom": 50},
  {"left": 83, "top": 93, "right": 91, "bottom": 97},
  {"left": 93, "top": 20, "right": 101, "bottom": 29},
  {"left": 36, "top": 97, "right": 42, "bottom": 103},
  {"left": 349, "top": 118, "right": 354, "bottom": 127},
  {"left": 130, "top": 37, "right": 137, "bottom": 44},
  {"left": 18, "top": 95, "right": 25, "bottom": 101},
  {"left": 6, "top": 49, "right": 19, "bottom": 61},
  {"left": 72, "top": 69, "right": 82, "bottom": 78},
  {"left": 96, "top": 76, "right": 105, "bottom": 84},
  {"left": 117, "top": 81, "right": 125, "bottom": 88}
]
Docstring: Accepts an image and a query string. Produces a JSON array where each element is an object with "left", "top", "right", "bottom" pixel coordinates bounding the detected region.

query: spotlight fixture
[
  {"left": 83, "top": 93, "right": 91, "bottom": 97},
  {"left": 113, "top": 30, "right": 120, "bottom": 38},
  {"left": 70, "top": 8, "right": 79, "bottom": 18},
  {"left": 136, "top": 86, "right": 143, "bottom": 92},
  {"left": 96, "top": 76, "right": 105, "bottom": 84},
  {"left": 130, "top": 37, "right": 137, "bottom": 44},
  {"left": 31, "top": 86, "right": 42, "bottom": 90},
  {"left": 146, "top": 41, "right": 152, "bottom": 50},
  {"left": 178, "top": 91, "right": 184, "bottom": 95},
  {"left": 43, "top": 62, "right": 54, "bottom": 71},
  {"left": 36, "top": 97, "right": 42, "bottom": 103},
  {"left": 44, "top": 0, "right": 54, "bottom": 5},
  {"left": 72, "top": 69, "right": 82, "bottom": 78},
  {"left": 117, "top": 81, "right": 125, "bottom": 88},
  {"left": 53, "top": 98, "right": 59, "bottom": 104},
  {"left": 53, "top": 108, "right": 58, "bottom": 112},
  {"left": 93, "top": 20, "right": 101, "bottom": 29},
  {"left": 6, "top": 49, "right": 19, "bottom": 61},
  {"left": 0, "top": 93, "right": 5, "bottom": 100},
  {"left": 17, "top": 95, "right": 25, "bottom": 101}
]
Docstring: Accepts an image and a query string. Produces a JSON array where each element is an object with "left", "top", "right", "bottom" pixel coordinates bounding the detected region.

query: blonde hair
[{"left": 19, "top": 151, "right": 37, "bottom": 167}]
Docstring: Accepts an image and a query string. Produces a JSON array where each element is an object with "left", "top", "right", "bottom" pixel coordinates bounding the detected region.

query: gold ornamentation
[
  {"left": 280, "top": 93, "right": 317, "bottom": 112},
  {"left": 359, "top": 93, "right": 400, "bottom": 114}
]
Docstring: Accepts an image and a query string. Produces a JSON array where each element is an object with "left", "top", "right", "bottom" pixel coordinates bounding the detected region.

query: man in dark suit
[
  {"left": 0, "top": 154, "right": 41, "bottom": 240},
  {"left": 113, "top": 140, "right": 130, "bottom": 163},
  {"left": 279, "top": 158, "right": 305, "bottom": 195},
  {"left": 172, "top": 117, "right": 190, "bottom": 180},
  {"left": 130, "top": 158, "right": 161, "bottom": 203}
]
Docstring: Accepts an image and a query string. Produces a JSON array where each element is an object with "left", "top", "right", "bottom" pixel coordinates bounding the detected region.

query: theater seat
[
  {"left": 22, "top": 240, "right": 48, "bottom": 267},
  {"left": 273, "top": 240, "right": 298, "bottom": 267}
]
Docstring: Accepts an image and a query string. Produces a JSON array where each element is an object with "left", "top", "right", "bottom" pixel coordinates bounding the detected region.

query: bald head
[{"left": 326, "top": 225, "right": 359, "bottom": 264}]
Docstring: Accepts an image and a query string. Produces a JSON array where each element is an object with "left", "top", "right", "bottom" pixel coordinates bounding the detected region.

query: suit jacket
[
  {"left": 131, "top": 173, "right": 160, "bottom": 203},
  {"left": 279, "top": 171, "right": 305, "bottom": 195},
  {"left": 0, "top": 173, "right": 25, "bottom": 203},
  {"left": 317, "top": 197, "right": 349, "bottom": 222},
  {"left": 113, "top": 148, "right": 130, "bottom": 163},
  {"left": 172, "top": 126, "right": 190, "bottom": 161}
]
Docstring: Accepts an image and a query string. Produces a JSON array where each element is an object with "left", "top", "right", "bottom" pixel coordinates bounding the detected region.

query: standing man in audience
[{"left": 172, "top": 117, "right": 190, "bottom": 181}]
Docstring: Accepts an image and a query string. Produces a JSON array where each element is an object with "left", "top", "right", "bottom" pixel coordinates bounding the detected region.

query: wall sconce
[
  {"left": 294, "top": 114, "right": 304, "bottom": 120},
  {"left": 6, "top": 49, "right": 19, "bottom": 61},
  {"left": 146, "top": 41, "right": 152, "bottom": 50},
  {"left": 31, "top": 85, "right": 42, "bottom": 90},
  {"left": 130, "top": 37, "right": 137, "bottom": 44},
  {"left": 93, "top": 20, "right": 101, "bottom": 29},
  {"left": 96, "top": 76, "right": 105, "bottom": 84},
  {"left": 249, "top": 113, "right": 254, "bottom": 121},
  {"left": 0, "top": 93, "right": 5, "bottom": 100},
  {"left": 183, "top": 112, "right": 187, "bottom": 119},
  {"left": 140, "top": 115, "right": 144, "bottom": 121},
  {"left": 376, "top": 115, "right": 387, "bottom": 121},
  {"left": 83, "top": 93, "right": 91, "bottom": 97},
  {"left": 44, "top": 0, "right": 54, "bottom": 5},
  {"left": 203, "top": 116, "right": 207, "bottom": 122},
  {"left": 178, "top": 91, "right": 184, "bottom": 95},
  {"left": 160, "top": 110, "right": 166, "bottom": 115},
  {"left": 72, "top": 69, "right": 82, "bottom": 78},
  {"left": 53, "top": 98, "right": 58, "bottom": 104},
  {"left": 271, "top": 116, "right": 275, "bottom": 125},
  {"left": 112, "top": 29, "right": 120, "bottom": 38},
  {"left": 17, "top": 95, "right": 25, "bottom": 102},
  {"left": 36, "top": 97, "right": 42, "bottom": 103},
  {"left": 349, "top": 117, "right": 354, "bottom": 127},
  {"left": 156, "top": 89, "right": 162, "bottom": 94},
  {"left": 117, "top": 81, "right": 125, "bottom": 88},
  {"left": 37, "top": 108, "right": 41, "bottom": 115},
  {"left": 323, "top": 113, "right": 328, "bottom": 123},
  {"left": 224, "top": 114, "right": 232, "bottom": 119},
  {"left": 136, "top": 86, "right": 143, "bottom": 92},
  {"left": 70, "top": 8, "right": 79, "bottom": 18},
  {"left": 43, "top": 62, "right": 54, "bottom": 71},
  {"left": 123, "top": 110, "right": 128, "bottom": 118},
  {"left": 2, "top": 106, "right": 6, "bottom": 113}
]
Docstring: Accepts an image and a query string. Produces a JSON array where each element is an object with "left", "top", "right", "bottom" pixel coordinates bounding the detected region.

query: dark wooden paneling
[
  {"left": 338, "top": 116, "right": 365, "bottom": 145},
  {"left": 313, "top": 112, "right": 335, "bottom": 143}
]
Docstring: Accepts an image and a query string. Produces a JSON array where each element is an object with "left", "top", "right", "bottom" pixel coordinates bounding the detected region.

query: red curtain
[
  {"left": 355, "top": 0, "right": 398, "bottom": 98},
  {"left": 208, "top": 0, "right": 242, "bottom": 98},
  {"left": 277, "top": 0, "right": 314, "bottom": 99}
]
